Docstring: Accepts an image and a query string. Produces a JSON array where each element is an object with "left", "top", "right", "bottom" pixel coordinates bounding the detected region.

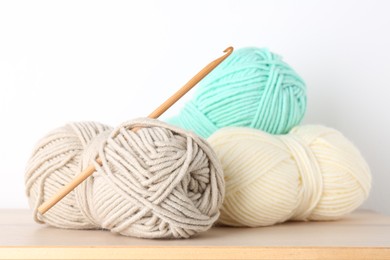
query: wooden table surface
[{"left": 0, "top": 209, "right": 389, "bottom": 259}]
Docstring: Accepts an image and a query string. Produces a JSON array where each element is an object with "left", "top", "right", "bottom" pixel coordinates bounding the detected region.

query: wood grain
[{"left": 0, "top": 209, "right": 389, "bottom": 259}]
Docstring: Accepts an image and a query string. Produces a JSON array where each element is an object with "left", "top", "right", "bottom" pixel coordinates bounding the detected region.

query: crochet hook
[{"left": 38, "top": 46, "right": 234, "bottom": 214}]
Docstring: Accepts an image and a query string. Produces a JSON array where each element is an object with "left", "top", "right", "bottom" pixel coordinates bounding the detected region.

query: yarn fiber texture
[
  {"left": 25, "top": 118, "right": 225, "bottom": 239},
  {"left": 168, "top": 47, "right": 307, "bottom": 138},
  {"left": 207, "top": 125, "right": 371, "bottom": 227}
]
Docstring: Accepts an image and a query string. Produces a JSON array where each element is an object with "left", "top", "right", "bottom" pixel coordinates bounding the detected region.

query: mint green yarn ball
[{"left": 168, "top": 47, "right": 307, "bottom": 138}]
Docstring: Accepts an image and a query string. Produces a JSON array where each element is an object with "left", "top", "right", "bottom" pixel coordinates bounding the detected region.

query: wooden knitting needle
[{"left": 38, "top": 46, "right": 234, "bottom": 215}]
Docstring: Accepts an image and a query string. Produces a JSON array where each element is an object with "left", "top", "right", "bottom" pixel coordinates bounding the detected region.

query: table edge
[{"left": 1, "top": 246, "right": 390, "bottom": 260}]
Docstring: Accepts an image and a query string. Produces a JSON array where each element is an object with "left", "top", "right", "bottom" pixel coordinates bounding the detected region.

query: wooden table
[{"left": 0, "top": 209, "right": 389, "bottom": 259}]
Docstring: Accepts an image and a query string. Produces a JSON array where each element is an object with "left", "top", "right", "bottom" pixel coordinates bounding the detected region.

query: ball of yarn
[
  {"left": 207, "top": 125, "right": 371, "bottom": 227},
  {"left": 168, "top": 47, "right": 307, "bottom": 138},
  {"left": 25, "top": 118, "right": 225, "bottom": 239}
]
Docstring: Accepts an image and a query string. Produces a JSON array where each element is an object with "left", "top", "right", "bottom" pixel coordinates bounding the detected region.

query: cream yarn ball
[
  {"left": 25, "top": 118, "right": 225, "bottom": 238},
  {"left": 207, "top": 125, "right": 371, "bottom": 227}
]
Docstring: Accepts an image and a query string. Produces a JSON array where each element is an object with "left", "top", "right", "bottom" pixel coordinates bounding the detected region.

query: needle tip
[{"left": 224, "top": 46, "right": 234, "bottom": 53}]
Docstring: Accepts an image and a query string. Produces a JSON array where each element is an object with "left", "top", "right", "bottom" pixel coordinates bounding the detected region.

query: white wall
[{"left": 1, "top": 0, "right": 389, "bottom": 214}]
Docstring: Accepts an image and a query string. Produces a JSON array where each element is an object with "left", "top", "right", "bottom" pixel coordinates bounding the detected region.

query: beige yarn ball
[
  {"left": 207, "top": 125, "right": 371, "bottom": 227},
  {"left": 25, "top": 118, "right": 225, "bottom": 238}
]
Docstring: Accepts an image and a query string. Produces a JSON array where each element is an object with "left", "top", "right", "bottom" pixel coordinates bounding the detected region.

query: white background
[{"left": 1, "top": 0, "right": 389, "bottom": 214}]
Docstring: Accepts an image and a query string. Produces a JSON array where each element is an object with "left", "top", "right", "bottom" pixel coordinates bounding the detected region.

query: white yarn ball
[
  {"left": 207, "top": 125, "right": 371, "bottom": 227},
  {"left": 25, "top": 118, "right": 225, "bottom": 238}
]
